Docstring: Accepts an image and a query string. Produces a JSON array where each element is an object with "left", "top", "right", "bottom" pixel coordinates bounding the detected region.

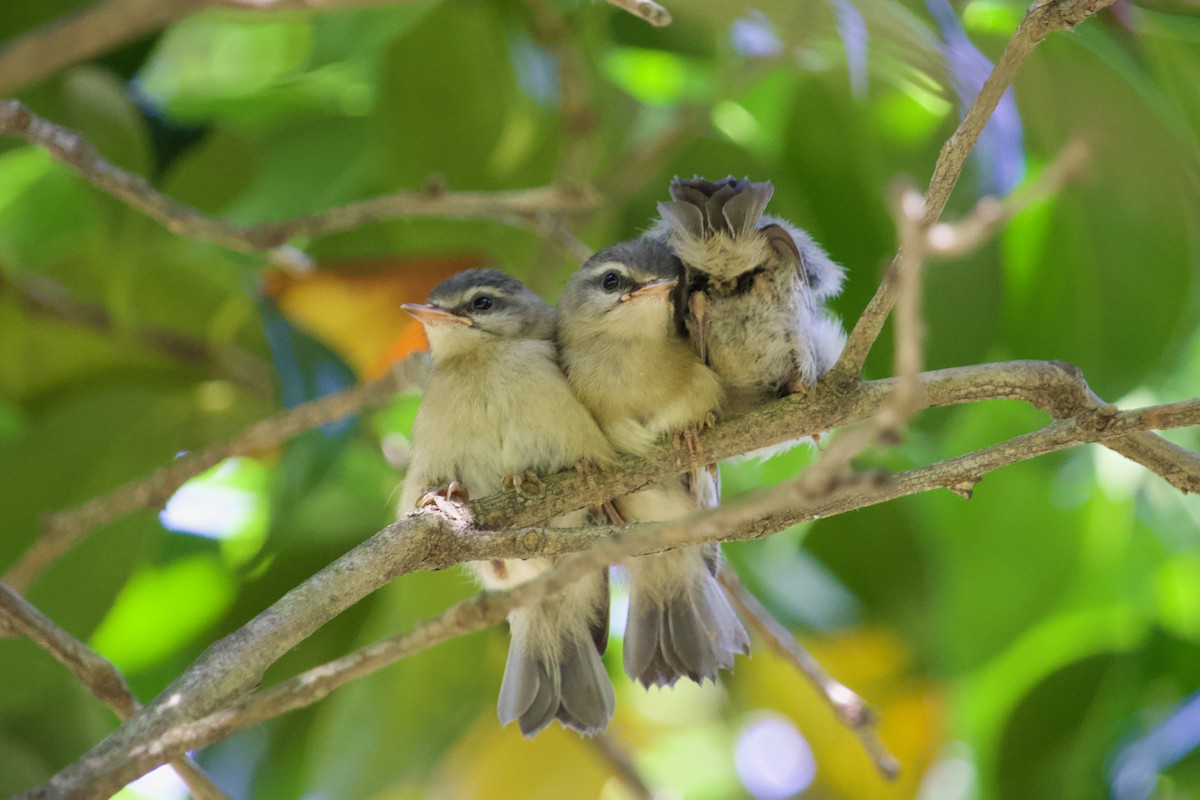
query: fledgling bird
[
  {"left": 652, "top": 176, "right": 847, "bottom": 415},
  {"left": 558, "top": 237, "right": 749, "bottom": 688},
  {"left": 399, "top": 268, "right": 615, "bottom": 737}
]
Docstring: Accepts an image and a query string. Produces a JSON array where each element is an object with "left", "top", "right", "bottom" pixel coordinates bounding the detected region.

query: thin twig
[
  {"left": 603, "top": 0, "right": 671, "bottom": 27},
  {"left": 834, "top": 0, "right": 1117, "bottom": 375},
  {"left": 3, "top": 353, "right": 431, "bottom": 592},
  {"left": 0, "top": 583, "right": 230, "bottom": 800},
  {"left": 717, "top": 569, "right": 900, "bottom": 780},
  {"left": 586, "top": 734, "right": 659, "bottom": 800},
  {"left": 925, "top": 139, "right": 1092, "bottom": 257},
  {"left": 1, "top": 273, "right": 273, "bottom": 399},
  {"left": 521, "top": 0, "right": 603, "bottom": 293},
  {"left": 0, "top": 0, "right": 205, "bottom": 96},
  {"left": 0, "top": 100, "right": 601, "bottom": 272}
]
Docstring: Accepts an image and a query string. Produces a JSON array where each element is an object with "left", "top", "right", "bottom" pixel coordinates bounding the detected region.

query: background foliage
[{"left": 1, "top": 0, "right": 1199, "bottom": 798}]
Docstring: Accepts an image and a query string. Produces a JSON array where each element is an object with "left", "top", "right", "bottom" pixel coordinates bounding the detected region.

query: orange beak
[
  {"left": 401, "top": 303, "right": 472, "bottom": 326},
  {"left": 620, "top": 278, "right": 676, "bottom": 303}
]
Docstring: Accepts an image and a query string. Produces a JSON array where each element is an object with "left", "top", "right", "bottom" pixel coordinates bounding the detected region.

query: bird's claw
[
  {"left": 786, "top": 376, "right": 810, "bottom": 396},
  {"left": 502, "top": 470, "right": 543, "bottom": 494},
  {"left": 574, "top": 458, "right": 608, "bottom": 478},
  {"left": 674, "top": 425, "right": 707, "bottom": 461},
  {"left": 417, "top": 481, "right": 470, "bottom": 515}
]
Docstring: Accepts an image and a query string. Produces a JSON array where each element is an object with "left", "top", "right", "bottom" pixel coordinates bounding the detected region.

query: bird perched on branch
[
  {"left": 652, "top": 176, "right": 847, "bottom": 415},
  {"left": 558, "top": 237, "right": 749, "bottom": 688},
  {"left": 399, "top": 268, "right": 615, "bottom": 737}
]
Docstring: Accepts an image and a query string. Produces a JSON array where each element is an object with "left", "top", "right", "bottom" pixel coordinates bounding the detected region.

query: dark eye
[
  {"left": 601, "top": 272, "right": 621, "bottom": 292},
  {"left": 472, "top": 295, "right": 494, "bottom": 311}
]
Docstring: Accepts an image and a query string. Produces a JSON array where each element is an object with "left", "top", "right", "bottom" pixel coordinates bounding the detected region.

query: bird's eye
[
  {"left": 472, "top": 295, "right": 494, "bottom": 311},
  {"left": 601, "top": 272, "right": 621, "bottom": 292}
]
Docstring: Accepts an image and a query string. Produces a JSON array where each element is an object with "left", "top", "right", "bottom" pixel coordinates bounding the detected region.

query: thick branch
[
  {"left": 3, "top": 354, "right": 431, "bottom": 592},
  {"left": 0, "top": 583, "right": 229, "bottom": 800},
  {"left": 24, "top": 453, "right": 888, "bottom": 798},
  {"left": 0, "top": 100, "right": 600, "bottom": 271},
  {"left": 23, "top": 363, "right": 1199, "bottom": 798},
  {"left": 835, "top": 0, "right": 1115, "bottom": 374}
]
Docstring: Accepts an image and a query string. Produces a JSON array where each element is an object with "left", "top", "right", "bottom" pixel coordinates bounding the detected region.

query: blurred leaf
[
  {"left": 425, "top": 712, "right": 614, "bottom": 800},
  {"left": 0, "top": 639, "right": 119, "bottom": 795},
  {"left": 264, "top": 256, "right": 470, "bottom": 378},
  {"left": 90, "top": 554, "right": 237, "bottom": 673},
  {"left": 59, "top": 67, "right": 153, "bottom": 176},
  {"left": 733, "top": 627, "right": 942, "bottom": 800},
  {"left": 602, "top": 48, "right": 715, "bottom": 107},
  {"left": 298, "top": 571, "right": 492, "bottom": 798}
]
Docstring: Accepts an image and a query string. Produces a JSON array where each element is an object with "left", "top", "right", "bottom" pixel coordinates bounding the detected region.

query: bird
[
  {"left": 399, "top": 268, "right": 616, "bottom": 737},
  {"left": 558, "top": 237, "right": 749, "bottom": 689},
  {"left": 652, "top": 176, "right": 847, "bottom": 416}
]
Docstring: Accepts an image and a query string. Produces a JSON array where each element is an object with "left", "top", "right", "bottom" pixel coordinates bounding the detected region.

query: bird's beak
[
  {"left": 620, "top": 278, "right": 676, "bottom": 303},
  {"left": 401, "top": 303, "right": 472, "bottom": 326}
]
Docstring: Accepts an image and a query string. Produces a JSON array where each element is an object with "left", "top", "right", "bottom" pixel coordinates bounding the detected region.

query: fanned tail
[
  {"left": 623, "top": 547, "right": 749, "bottom": 688},
  {"left": 497, "top": 571, "right": 614, "bottom": 737},
  {"left": 658, "top": 176, "right": 774, "bottom": 239}
]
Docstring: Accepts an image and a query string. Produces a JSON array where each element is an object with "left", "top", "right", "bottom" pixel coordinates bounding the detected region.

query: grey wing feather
[{"left": 761, "top": 216, "right": 847, "bottom": 301}]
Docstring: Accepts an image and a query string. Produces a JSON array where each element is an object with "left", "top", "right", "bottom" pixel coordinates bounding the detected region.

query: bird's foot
[
  {"left": 674, "top": 411, "right": 716, "bottom": 461},
  {"left": 786, "top": 376, "right": 810, "bottom": 396},
  {"left": 417, "top": 481, "right": 470, "bottom": 515},
  {"left": 502, "top": 470, "right": 543, "bottom": 494}
]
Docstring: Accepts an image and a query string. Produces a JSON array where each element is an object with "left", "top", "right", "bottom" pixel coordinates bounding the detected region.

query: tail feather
[
  {"left": 665, "top": 597, "right": 719, "bottom": 681},
  {"left": 666, "top": 176, "right": 774, "bottom": 237},
  {"left": 624, "top": 549, "right": 749, "bottom": 688},
  {"left": 559, "top": 635, "right": 616, "bottom": 730},
  {"left": 496, "top": 572, "right": 614, "bottom": 737}
]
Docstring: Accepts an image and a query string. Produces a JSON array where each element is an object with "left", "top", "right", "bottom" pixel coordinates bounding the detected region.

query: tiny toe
[{"left": 448, "top": 481, "right": 470, "bottom": 501}]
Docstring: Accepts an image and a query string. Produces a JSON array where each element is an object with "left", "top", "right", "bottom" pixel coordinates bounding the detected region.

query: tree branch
[
  {"left": 21, "top": 364, "right": 1199, "bottom": 798},
  {"left": 0, "top": 583, "right": 230, "bottom": 800},
  {"left": 0, "top": 0, "right": 437, "bottom": 97},
  {"left": 585, "top": 734, "right": 659, "bottom": 800},
  {"left": 0, "top": 100, "right": 601, "bottom": 272},
  {"left": 0, "top": 272, "right": 273, "bottom": 400},
  {"left": 2, "top": 353, "right": 431, "bottom": 593},
  {"left": 21, "top": 454, "right": 891, "bottom": 799},
  {"left": 717, "top": 568, "right": 900, "bottom": 780},
  {"left": 834, "top": 0, "right": 1116, "bottom": 375},
  {"left": 0, "top": 0, "right": 204, "bottom": 97},
  {"left": 603, "top": 0, "right": 671, "bottom": 27}
]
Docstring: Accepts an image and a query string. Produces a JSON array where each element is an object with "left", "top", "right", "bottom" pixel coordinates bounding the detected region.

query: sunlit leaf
[{"left": 89, "top": 554, "right": 237, "bottom": 673}]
